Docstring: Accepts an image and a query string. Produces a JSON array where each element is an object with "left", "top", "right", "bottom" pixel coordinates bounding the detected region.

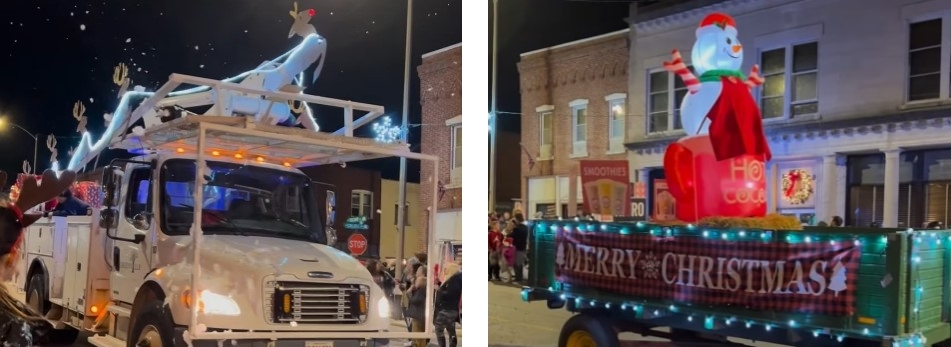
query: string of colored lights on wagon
[{"left": 526, "top": 221, "right": 944, "bottom": 347}]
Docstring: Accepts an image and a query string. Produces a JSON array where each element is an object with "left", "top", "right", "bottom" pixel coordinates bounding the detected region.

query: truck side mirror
[
  {"left": 132, "top": 212, "right": 152, "bottom": 230},
  {"left": 101, "top": 166, "right": 123, "bottom": 208},
  {"left": 326, "top": 190, "right": 336, "bottom": 226},
  {"left": 99, "top": 208, "right": 119, "bottom": 229}
]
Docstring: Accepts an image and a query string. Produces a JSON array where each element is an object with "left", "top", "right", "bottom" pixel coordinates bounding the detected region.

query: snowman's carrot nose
[{"left": 732, "top": 44, "right": 743, "bottom": 53}]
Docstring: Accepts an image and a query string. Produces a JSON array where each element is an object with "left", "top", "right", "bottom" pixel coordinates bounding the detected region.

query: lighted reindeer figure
[{"left": 72, "top": 101, "right": 87, "bottom": 134}]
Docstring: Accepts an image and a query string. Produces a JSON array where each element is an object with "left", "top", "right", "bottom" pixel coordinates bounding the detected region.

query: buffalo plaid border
[{"left": 554, "top": 230, "right": 858, "bottom": 316}]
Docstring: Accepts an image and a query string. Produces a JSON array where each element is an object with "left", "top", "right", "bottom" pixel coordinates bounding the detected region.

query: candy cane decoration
[
  {"left": 746, "top": 64, "right": 764, "bottom": 90},
  {"left": 663, "top": 50, "right": 701, "bottom": 94}
]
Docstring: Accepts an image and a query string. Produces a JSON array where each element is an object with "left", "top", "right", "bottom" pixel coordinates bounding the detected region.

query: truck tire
[
  {"left": 558, "top": 313, "right": 619, "bottom": 347},
  {"left": 25, "top": 272, "right": 50, "bottom": 315},
  {"left": 128, "top": 300, "right": 176, "bottom": 347}
]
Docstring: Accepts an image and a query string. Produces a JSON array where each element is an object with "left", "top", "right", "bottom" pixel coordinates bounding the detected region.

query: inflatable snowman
[{"left": 660, "top": 12, "right": 773, "bottom": 222}]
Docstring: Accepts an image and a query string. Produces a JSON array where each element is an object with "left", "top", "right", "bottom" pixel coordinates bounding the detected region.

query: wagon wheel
[{"left": 558, "top": 314, "right": 619, "bottom": 347}]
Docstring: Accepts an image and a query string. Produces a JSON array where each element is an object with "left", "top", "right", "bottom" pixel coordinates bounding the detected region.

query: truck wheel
[
  {"left": 25, "top": 272, "right": 49, "bottom": 315},
  {"left": 128, "top": 300, "right": 175, "bottom": 347},
  {"left": 558, "top": 314, "right": 619, "bottom": 347}
]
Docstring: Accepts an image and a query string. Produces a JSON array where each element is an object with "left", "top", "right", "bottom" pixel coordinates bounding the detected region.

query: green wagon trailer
[{"left": 520, "top": 220, "right": 951, "bottom": 347}]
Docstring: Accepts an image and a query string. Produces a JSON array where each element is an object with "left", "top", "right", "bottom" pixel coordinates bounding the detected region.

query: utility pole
[
  {"left": 488, "top": 0, "right": 499, "bottom": 212},
  {"left": 395, "top": 0, "right": 413, "bottom": 282}
]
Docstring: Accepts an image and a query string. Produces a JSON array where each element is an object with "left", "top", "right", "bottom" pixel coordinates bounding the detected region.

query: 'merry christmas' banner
[{"left": 555, "top": 231, "right": 858, "bottom": 316}]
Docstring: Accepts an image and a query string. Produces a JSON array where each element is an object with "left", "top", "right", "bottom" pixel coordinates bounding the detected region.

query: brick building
[
  {"left": 521, "top": 0, "right": 951, "bottom": 228},
  {"left": 518, "top": 30, "right": 629, "bottom": 219},
  {"left": 417, "top": 43, "right": 462, "bottom": 250}
]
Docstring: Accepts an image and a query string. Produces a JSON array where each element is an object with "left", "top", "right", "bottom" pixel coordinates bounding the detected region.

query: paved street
[
  {"left": 5, "top": 282, "right": 459, "bottom": 347},
  {"left": 488, "top": 283, "right": 788, "bottom": 347}
]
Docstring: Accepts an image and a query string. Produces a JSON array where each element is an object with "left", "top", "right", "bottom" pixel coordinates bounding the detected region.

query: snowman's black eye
[{"left": 726, "top": 38, "right": 732, "bottom": 45}]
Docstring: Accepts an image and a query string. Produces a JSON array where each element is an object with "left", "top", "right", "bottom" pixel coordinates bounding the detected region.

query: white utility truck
[{"left": 13, "top": 19, "right": 441, "bottom": 347}]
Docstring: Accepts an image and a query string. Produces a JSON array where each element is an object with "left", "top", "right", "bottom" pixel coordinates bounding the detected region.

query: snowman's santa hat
[{"left": 696, "top": 12, "right": 738, "bottom": 37}]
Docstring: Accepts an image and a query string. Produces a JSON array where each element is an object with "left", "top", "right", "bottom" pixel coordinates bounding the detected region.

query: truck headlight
[
  {"left": 377, "top": 297, "right": 390, "bottom": 319},
  {"left": 183, "top": 289, "right": 241, "bottom": 316},
  {"left": 201, "top": 291, "right": 241, "bottom": 316}
]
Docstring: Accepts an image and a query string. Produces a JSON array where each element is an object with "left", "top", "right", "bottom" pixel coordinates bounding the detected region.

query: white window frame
[
  {"left": 351, "top": 190, "right": 373, "bottom": 219},
  {"left": 536, "top": 104, "right": 554, "bottom": 160},
  {"left": 569, "top": 99, "right": 589, "bottom": 157},
  {"left": 450, "top": 124, "right": 462, "bottom": 186},
  {"left": 905, "top": 14, "right": 951, "bottom": 103},
  {"left": 757, "top": 41, "right": 820, "bottom": 120},
  {"left": 646, "top": 68, "right": 689, "bottom": 134},
  {"left": 605, "top": 93, "right": 627, "bottom": 154}
]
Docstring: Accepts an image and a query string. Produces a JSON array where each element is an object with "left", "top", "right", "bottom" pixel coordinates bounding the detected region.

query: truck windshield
[{"left": 159, "top": 159, "right": 326, "bottom": 244}]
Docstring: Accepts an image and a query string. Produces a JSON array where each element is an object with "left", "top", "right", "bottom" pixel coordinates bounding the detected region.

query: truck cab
[{"left": 21, "top": 150, "right": 393, "bottom": 346}]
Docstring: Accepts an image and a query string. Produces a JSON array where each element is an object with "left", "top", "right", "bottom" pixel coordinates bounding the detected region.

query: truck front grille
[{"left": 264, "top": 281, "right": 369, "bottom": 325}]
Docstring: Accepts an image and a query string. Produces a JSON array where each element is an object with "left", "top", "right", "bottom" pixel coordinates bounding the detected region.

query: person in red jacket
[{"left": 487, "top": 222, "right": 502, "bottom": 281}]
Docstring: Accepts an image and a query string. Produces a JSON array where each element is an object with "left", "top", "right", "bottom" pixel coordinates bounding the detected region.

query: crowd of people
[
  {"left": 369, "top": 252, "right": 462, "bottom": 347},
  {"left": 488, "top": 210, "right": 529, "bottom": 284}
]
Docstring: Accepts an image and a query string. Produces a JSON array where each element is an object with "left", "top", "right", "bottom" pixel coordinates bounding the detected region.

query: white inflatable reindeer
[{"left": 56, "top": 2, "right": 328, "bottom": 173}]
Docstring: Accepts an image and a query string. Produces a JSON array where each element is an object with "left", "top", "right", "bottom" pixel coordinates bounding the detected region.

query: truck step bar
[
  {"left": 87, "top": 334, "right": 125, "bottom": 347},
  {"left": 106, "top": 304, "right": 132, "bottom": 318}
]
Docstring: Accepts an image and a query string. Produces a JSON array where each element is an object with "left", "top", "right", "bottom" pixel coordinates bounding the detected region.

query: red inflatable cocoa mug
[{"left": 663, "top": 135, "right": 766, "bottom": 222}]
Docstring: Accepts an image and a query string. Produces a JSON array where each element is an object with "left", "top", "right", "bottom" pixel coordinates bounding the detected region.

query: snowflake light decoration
[{"left": 372, "top": 116, "right": 401, "bottom": 143}]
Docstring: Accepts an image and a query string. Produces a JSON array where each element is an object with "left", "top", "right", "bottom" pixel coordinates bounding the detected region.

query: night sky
[
  {"left": 490, "top": 0, "right": 631, "bottom": 134},
  {"left": 0, "top": 0, "right": 462, "bottom": 182}
]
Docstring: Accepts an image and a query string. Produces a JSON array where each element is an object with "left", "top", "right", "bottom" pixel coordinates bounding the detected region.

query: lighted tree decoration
[{"left": 372, "top": 116, "right": 401, "bottom": 143}]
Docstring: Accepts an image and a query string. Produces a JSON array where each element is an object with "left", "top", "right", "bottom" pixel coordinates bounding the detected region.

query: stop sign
[{"left": 348, "top": 233, "right": 368, "bottom": 256}]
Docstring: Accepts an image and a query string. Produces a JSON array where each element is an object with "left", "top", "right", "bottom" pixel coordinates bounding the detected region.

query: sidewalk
[{"left": 389, "top": 317, "right": 463, "bottom": 337}]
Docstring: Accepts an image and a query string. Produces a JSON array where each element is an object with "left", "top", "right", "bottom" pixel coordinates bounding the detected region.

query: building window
[
  {"left": 393, "top": 203, "right": 411, "bottom": 226},
  {"left": 451, "top": 125, "right": 462, "bottom": 169},
  {"left": 570, "top": 99, "right": 588, "bottom": 156},
  {"left": 759, "top": 42, "right": 819, "bottom": 119},
  {"left": 908, "top": 18, "right": 945, "bottom": 101},
  {"left": 539, "top": 111, "right": 553, "bottom": 158},
  {"left": 647, "top": 68, "right": 690, "bottom": 133},
  {"left": 351, "top": 190, "right": 373, "bottom": 219},
  {"left": 605, "top": 93, "right": 626, "bottom": 153}
]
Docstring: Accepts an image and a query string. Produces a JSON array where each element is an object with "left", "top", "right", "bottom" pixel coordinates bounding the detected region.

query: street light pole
[
  {"left": 4, "top": 122, "right": 39, "bottom": 174},
  {"left": 395, "top": 0, "right": 414, "bottom": 282},
  {"left": 488, "top": 0, "right": 499, "bottom": 212}
]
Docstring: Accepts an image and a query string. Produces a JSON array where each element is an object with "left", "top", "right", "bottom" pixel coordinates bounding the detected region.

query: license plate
[{"left": 305, "top": 342, "right": 333, "bottom": 347}]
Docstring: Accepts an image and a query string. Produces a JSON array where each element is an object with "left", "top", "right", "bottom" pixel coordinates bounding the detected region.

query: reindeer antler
[
  {"left": 73, "top": 101, "right": 86, "bottom": 121},
  {"left": 289, "top": 1, "right": 299, "bottom": 19},
  {"left": 46, "top": 135, "right": 56, "bottom": 152},
  {"left": 17, "top": 170, "right": 76, "bottom": 227},
  {"left": 112, "top": 63, "right": 129, "bottom": 87}
]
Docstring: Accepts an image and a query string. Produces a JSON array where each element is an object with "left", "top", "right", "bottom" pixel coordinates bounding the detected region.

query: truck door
[{"left": 111, "top": 165, "right": 153, "bottom": 305}]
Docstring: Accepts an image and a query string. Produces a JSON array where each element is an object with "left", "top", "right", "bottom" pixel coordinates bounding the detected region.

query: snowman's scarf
[
  {"left": 701, "top": 70, "right": 773, "bottom": 162},
  {"left": 698, "top": 69, "right": 747, "bottom": 83}
]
